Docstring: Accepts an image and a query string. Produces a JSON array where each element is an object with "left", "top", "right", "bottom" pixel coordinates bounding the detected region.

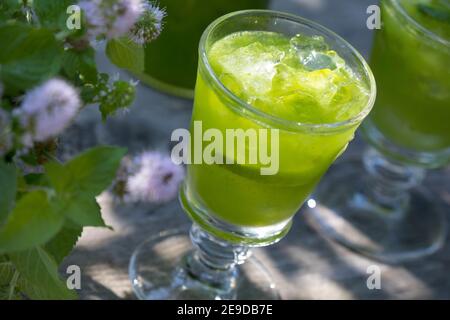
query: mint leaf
[
  {"left": 45, "top": 223, "right": 82, "bottom": 264},
  {"left": 33, "top": 0, "right": 75, "bottom": 30},
  {"left": 23, "top": 173, "right": 51, "bottom": 188},
  {"left": 83, "top": 72, "right": 136, "bottom": 120},
  {"left": 99, "top": 80, "right": 136, "bottom": 120},
  {"left": 0, "top": 285, "right": 22, "bottom": 300},
  {"left": 9, "top": 247, "right": 77, "bottom": 299},
  {"left": 0, "top": 255, "right": 15, "bottom": 287},
  {"left": 0, "top": 160, "right": 16, "bottom": 225},
  {"left": 0, "top": 0, "right": 22, "bottom": 21},
  {"left": 43, "top": 162, "right": 68, "bottom": 193},
  {"left": 46, "top": 146, "right": 127, "bottom": 196},
  {"left": 65, "top": 196, "right": 106, "bottom": 227},
  {"left": 62, "top": 47, "right": 98, "bottom": 83},
  {"left": 45, "top": 146, "right": 125, "bottom": 228},
  {"left": 0, "top": 289, "right": 21, "bottom": 300},
  {"left": 106, "top": 38, "right": 145, "bottom": 73},
  {"left": 0, "top": 191, "right": 64, "bottom": 254},
  {"left": 50, "top": 193, "right": 107, "bottom": 228},
  {"left": 0, "top": 23, "right": 63, "bottom": 94}
]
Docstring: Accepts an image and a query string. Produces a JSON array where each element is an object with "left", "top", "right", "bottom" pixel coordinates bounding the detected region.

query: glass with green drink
[
  {"left": 307, "top": 0, "right": 449, "bottom": 263},
  {"left": 129, "top": 10, "right": 376, "bottom": 299}
]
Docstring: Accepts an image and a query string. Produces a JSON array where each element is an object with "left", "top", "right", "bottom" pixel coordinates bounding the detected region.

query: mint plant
[{"left": 0, "top": 0, "right": 165, "bottom": 299}]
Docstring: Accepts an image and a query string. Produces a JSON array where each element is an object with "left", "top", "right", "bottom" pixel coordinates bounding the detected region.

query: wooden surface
[{"left": 61, "top": 0, "right": 450, "bottom": 300}]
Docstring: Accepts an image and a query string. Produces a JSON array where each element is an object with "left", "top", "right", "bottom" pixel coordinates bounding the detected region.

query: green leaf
[
  {"left": 0, "top": 285, "right": 22, "bottom": 300},
  {"left": 43, "top": 162, "right": 67, "bottom": 193},
  {"left": 80, "top": 72, "right": 108, "bottom": 104},
  {"left": 45, "top": 223, "right": 82, "bottom": 264},
  {"left": 0, "top": 254, "right": 19, "bottom": 300},
  {"left": 0, "top": 0, "right": 22, "bottom": 22},
  {"left": 99, "top": 80, "right": 136, "bottom": 120},
  {"left": 0, "top": 191, "right": 64, "bottom": 254},
  {"left": 0, "top": 160, "right": 16, "bottom": 225},
  {"left": 66, "top": 196, "right": 106, "bottom": 227},
  {"left": 80, "top": 83, "right": 98, "bottom": 104},
  {"left": 9, "top": 247, "right": 77, "bottom": 299},
  {"left": 0, "top": 255, "right": 15, "bottom": 287},
  {"left": 46, "top": 146, "right": 127, "bottom": 196},
  {"left": 0, "top": 23, "right": 63, "bottom": 94},
  {"left": 49, "top": 192, "right": 106, "bottom": 228},
  {"left": 33, "top": 0, "right": 75, "bottom": 30},
  {"left": 62, "top": 47, "right": 98, "bottom": 83},
  {"left": 23, "top": 173, "right": 51, "bottom": 188},
  {"left": 106, "top": 38, "right": 145, "bottom": 73},
  {"left": 45, "top": 146, "right": 125, "bottom": 228}
]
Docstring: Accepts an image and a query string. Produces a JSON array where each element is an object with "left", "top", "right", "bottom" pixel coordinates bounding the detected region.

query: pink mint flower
[
  {"left": 126, "top": 151, "right": 184, "bottom": 203},
  {"left": 129, "top": 2, "right": 166, "bottom": 45},
  {"left": 15, "top": 78, "right": 81, "bottom": 145},
  {"left": 80, "top": 0, "right": 143, "bottom": 40}
]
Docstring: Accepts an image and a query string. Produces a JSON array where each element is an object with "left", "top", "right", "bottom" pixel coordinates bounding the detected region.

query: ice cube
[
  {"left": 272, "top": 63, "right": 337, "bottom": 101},
  {"left": 305, "top": 50, "right": 347, "bottom": 71},
  {"left": 217, "top": 42, "right": 284, "bottom": 96},
  {"left": 290, "top": 34, "right": 329, "bottom": 52},
  {"left": 289, "top": 34, "right": 344, "bottom": 71},
  {"left": 270, "top": 63, "right": 343, "bottom": 122},
  {"left": 301, "top": 52, "right": 337, "bottom": 71}
]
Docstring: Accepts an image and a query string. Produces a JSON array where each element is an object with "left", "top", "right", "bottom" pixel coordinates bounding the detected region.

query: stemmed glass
[
  {"left": 306, "top": 0, "right": 449, "bottom": 263},
  {"left": 129, "top": 10, "right": 376, "bottom": 299}
]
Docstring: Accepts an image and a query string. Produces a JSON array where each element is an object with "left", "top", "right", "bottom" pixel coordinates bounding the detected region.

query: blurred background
[{"left": 60, "top": 0, "right": 450, "bottom": 299}]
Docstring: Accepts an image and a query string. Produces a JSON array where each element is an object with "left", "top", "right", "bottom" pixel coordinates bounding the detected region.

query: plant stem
[
  {"left": 56, "top": 30, "right": 74, "bottom": 41},
  {"left": 8, "top": 271, "right": 20, "bottom": 300},
  {"left": 43, "top": 150, "right": 63, "bottom": 164}
]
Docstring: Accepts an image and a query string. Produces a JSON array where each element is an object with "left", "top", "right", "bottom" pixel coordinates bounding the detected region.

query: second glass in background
[
  {"left": 107, "top": 0, "right": 270, "bottom": 99},
  {"left": 306, "top": 0, "right": 450, "bottom": 263}
]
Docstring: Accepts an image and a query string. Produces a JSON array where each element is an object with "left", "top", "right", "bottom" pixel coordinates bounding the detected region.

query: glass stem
[
  {"left": 181, "top": 224, "right": 251, "bottom": 299},
  {"left": 361, "top": 147, "right": 425, "bottom": 219}
]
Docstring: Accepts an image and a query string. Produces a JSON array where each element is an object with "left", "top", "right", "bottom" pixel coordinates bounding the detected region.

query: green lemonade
[
  {"left": 185, "top": 31, "right": 371, "bottom": 227},
  {"left": 369, "top": 0, "right": 450, "bottom": 152}
]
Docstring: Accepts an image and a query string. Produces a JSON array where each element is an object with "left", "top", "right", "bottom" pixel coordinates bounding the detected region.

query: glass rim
[
  {"left": 198, "top": 9, "right": 377, "bottom": 133},
  {"left": 390, "top": 0, "right": 450, "bottom": 47}
]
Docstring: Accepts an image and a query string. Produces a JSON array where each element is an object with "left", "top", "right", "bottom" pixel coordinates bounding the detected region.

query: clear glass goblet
[
  {"left": 306, "top": 0, "right": 449, "bottom": 263},
  {"left": 129, "top": 10, "right": 376, "bottom": 299}
]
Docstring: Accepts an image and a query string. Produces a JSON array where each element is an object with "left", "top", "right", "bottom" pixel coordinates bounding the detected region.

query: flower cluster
[
  {"left": 14, "top": 79, "right": 81, "bottom": 147},
  {"left": 129, "top": 2, "right": 166, "bottom": 45},
  {"left": 80, "top": 0, "right": 143, "bottom": 40},
  {"left": 80, "top": 0, "right": 166, "bottom": 45},
  {"left": 114, "top": 151, "right": 184, "bottom": 203},
  {"left": 0, "top": 0, "right": 167, "bottom": 300},
  {"left": 95, "top": 74, "right": 138, "bottom": 119}
]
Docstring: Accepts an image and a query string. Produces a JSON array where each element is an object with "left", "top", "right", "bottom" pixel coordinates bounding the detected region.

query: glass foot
[
  {"left": 129, "top": 228, "right": 280, "bottom": 300},
  {"left": 130, "top": 71, "right": 194, "bottom": 100},
  {"left": 305, "top": 159, "right": 447, "bottom": 264}
]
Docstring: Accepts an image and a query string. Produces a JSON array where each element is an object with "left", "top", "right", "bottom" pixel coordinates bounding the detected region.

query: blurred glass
[
  {"left": 307, "top": 0, "right": 449, "bottom": 264},
  {"left": 107, "top": 0, "right": 270, "bottom": 99}
]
